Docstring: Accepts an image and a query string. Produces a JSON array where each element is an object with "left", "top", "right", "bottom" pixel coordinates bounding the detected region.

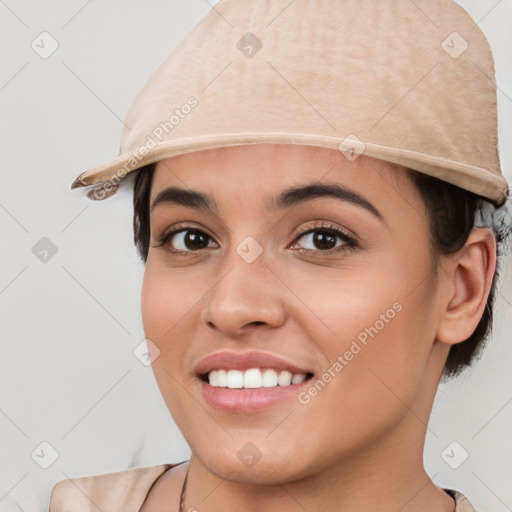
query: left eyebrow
[
  {"left": 150, "top": 182, "right": 384, "bottom": 223},
  {"left": 264, "top": 182, "right": 384, "bottom": 222}
]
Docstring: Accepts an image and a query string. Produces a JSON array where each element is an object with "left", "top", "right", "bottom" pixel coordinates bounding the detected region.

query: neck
[{"left": 181, "top": 419, "right": 453, "bottom": 512}]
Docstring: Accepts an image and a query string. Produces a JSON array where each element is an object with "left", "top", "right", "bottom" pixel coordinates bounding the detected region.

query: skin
[{"left": 139, "top": 143, "right": 496, "bottom": 512}]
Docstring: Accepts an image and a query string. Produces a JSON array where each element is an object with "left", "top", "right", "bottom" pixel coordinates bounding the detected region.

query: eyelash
[{"left": 153, "top": 221, "right": 358, "bottom": 256}]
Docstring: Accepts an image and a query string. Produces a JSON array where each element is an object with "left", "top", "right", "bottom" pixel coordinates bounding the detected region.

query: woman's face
[{"left": 141, "top": 143, "right": 446, "bottom": 483}]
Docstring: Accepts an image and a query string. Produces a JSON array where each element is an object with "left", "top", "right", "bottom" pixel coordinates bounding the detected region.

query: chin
[
  {"left": 199, "top": 450, "right": 308, "bottom": 486},
  {"left": 186, "top": 430, "right": 329, "bottom": 486}
]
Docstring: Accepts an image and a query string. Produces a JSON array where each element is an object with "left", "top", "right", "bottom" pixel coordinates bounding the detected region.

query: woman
[{"left": 50, "top": 0, "right": 510, "bottom": 511}]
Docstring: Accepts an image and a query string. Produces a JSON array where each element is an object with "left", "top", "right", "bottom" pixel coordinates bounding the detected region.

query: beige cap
[{"left": 71, "top": 0, "right": 509, "bottom": 204}]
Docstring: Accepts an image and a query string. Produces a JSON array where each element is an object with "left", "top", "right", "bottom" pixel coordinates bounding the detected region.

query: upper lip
[{"left": 195, "top": 350, "right": 314, "bottom": 376}]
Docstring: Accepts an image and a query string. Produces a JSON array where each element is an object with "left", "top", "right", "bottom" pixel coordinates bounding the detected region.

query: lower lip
[{"left": 198, "top": 378, "right": 312, "bottom": 413}]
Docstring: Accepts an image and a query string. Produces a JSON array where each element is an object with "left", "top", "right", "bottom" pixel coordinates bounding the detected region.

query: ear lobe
[{"left": 436, "top": 228, "right": 497, "bottom": 346}]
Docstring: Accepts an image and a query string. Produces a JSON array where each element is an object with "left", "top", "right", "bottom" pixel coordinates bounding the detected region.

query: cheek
[
  {"left": 292, "top": 246, "right": 437, "bottom": 398},
  {"left": 140, "top": 262, "right": 196, "bottom": 419},
  {"left": 141, "top": 260, "right": 195, "bottom": 344},
  {"left": 140, "top": 263, "right": 189, "bottom": 381},
  {"left": 140, "top": 267, "right": 167, "bottom": 344},
  {"left": 141, "top": 259, "right": 214, "bottom": 384},
  {"left": 287, "top": 267, "right": 437, "bottom": 456}
]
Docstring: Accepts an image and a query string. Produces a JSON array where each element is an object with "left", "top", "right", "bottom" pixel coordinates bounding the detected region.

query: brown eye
[
  {"left": 170, "top": 229, "right": 213, "bottom": 251},
  {"left": 155, "top": 227, "right": 216, "bottom": 253},
  {"left": 290, "top": 222, "right": 358, "bottom": 254},
  {"left": 180, "top": 230, "right": 210, "bottom": 250},
  {"left": 309, "top": 230, "right": 337, "bottom": 250}
]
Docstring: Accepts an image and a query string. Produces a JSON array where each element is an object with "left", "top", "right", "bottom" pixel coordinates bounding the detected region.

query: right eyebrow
[{"left": 150, "top": 187, "right": 219, "bottom": 214}]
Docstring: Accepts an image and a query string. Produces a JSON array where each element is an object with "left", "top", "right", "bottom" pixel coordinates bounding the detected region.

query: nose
[{"left": 199, "top": 251, "right": 287, "bottom": 338}]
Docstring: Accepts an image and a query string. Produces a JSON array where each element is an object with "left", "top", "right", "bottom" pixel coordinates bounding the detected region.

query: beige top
[{"left": 48, "top": 462, "right": 478, "bottom": 511}]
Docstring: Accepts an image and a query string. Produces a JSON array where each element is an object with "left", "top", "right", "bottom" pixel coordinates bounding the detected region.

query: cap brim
[{"left": 71, "top": 132, "right": 509, "bottom": 205}]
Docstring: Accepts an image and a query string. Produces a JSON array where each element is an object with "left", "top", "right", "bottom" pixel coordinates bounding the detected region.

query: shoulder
[
  {"left": 49, "top": 463, "right": 174, "bottom": 512},
  {"left": 446, "top": 488, "right": 479, "bottom": 512}
]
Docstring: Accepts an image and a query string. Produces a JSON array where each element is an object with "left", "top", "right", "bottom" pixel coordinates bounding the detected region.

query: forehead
[
  {"left": 149, "top": 144, "right": 421, "bottom": 217},
  {"left": 151, "top": 144, "right": 409, "bottom": 194}
]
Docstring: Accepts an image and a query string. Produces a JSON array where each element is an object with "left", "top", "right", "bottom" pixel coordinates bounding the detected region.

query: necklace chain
[
  {"left": 177, "top": 465, "right": 457, "bottom": 512},
  {"left": 178, "top": 465, "right": 189, "bottom": 512}
]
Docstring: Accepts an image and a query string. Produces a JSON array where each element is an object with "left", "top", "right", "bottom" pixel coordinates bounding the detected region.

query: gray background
[{"left": 1, "top": 1, "right": 511, "bottom": 511}]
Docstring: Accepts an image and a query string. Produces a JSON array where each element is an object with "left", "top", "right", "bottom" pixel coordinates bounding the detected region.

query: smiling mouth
[{"left": 200, "top": 368, "right": 315, "bottom": 389}]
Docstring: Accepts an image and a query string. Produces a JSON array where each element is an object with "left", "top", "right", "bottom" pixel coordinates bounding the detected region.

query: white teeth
[
  {"left": 243, "top": 368, "right": 262, "bottom": 388},
  {"left": 217, "top": 369, "right": 227, "bottom": 387},
  {"left": 226, "top": 370, "right": 244, "bottom": 389},
  {"left": 262, "top": 369, "right": 278, "bottom": 387},
  {"left": 209, "top": 370, "right": 219, "bottom": 387},
  {"left": 207, "top": 368, "right": 308, "bottom": 389},
  {"left": 277, "top": 370, "right": 292, "bottom": 386},
  {"left": 291, "top": 373, "right": 307, "bottom": 384}
]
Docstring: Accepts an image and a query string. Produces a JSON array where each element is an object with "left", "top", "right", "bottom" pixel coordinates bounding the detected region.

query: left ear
[{"left": 435, "top": 227, "right": 497, "bottom": 346}]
